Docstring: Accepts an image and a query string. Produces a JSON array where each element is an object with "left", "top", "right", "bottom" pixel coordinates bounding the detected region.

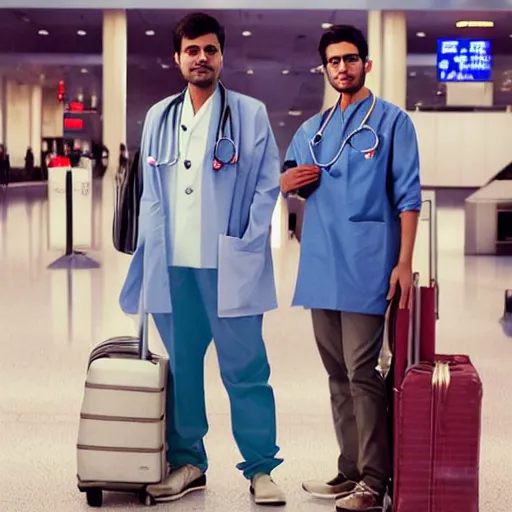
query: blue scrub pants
[{"left": 153, "top": 266, "right": 283, "bottom": 480}]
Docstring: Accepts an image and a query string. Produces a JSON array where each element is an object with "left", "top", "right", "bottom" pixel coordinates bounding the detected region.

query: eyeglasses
[{"left": 327, "top": 53, "right": 362, "bottom": 67}]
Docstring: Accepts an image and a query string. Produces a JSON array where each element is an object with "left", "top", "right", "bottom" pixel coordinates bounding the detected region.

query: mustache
[{"left": 191, "top": 64, "right": 213, "bottom": 71}]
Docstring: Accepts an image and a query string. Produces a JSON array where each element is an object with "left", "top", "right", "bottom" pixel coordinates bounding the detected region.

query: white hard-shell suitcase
[{"left": 76, "top": 315, "right": 168, "bottom": 507}]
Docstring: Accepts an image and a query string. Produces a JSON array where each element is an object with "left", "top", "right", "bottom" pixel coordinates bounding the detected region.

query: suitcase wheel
[
  {"left": 86, "top": 488, "right": 103, "bottom": 507},
  {"left": 139, "top": 491, "right": 156, "bottom": 506}
]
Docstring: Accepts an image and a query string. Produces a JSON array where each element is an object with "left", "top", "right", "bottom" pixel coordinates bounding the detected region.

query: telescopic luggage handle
[
  {"left": 420, "top": 194, "right": 439, "bottom": 319},
  {"left": 137, "top": 292, "right": 150, "bottom": 361}
]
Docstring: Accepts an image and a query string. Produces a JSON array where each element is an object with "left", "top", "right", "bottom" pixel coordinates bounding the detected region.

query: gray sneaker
[
  {"left": 302, "top": 473, "right": 358, "bottom": 499},
  {"left": 146, "top": 464, "right": 206, "bottom": 502}
]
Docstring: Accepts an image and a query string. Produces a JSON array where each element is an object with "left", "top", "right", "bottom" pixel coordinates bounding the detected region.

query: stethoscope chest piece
[{"left": 213, "top": 137, "right": 237, "bottom": 171}]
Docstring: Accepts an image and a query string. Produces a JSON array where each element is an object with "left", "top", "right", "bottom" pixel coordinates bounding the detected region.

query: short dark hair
[
  {"left": 173, "top": 12, "right": 226, "bottom": 54},
  {"left": 318, "top": 25, "right": 368, "bottom": 66}
]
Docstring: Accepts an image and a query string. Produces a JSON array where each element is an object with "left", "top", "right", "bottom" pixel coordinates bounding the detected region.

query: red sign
[
  {"left": 58, "top": 80, "right": 65, "bottom": 102},
  {"left": 68, "top": 101, "right": 84, "bottom": 112},
  {"left": 64, "top": 118, "right": 84, "bottom": 130}
]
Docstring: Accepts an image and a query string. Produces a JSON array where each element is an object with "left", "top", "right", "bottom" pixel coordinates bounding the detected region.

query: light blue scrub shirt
[{"left": 285, "top": 94, "right": 422, "bottom": 316}]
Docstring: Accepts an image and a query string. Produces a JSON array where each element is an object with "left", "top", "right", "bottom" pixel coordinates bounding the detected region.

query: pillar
[
  {"left": 382, "top": 11, "right": 407, "bottom": 109},
  {"left": 366, "top": 10, "right": 383, "bottom": 97},
  {"left": 0, "top": 75, "right": 5, "bottom": 145},
  {"left": 102, "top": 9, "right": 127, "bottom": 170},
  {"left": 30, "top": 84, "right": 43, "bottom": 167},
  {"left": 321, "top": 71, "right": 338, "bottom": 112}
]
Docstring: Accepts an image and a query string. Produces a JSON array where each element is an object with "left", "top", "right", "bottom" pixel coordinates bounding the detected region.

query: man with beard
[
  {"left": 119, "top": 12, "right": 285, "bottom": 506},
  {"left": 280, "top": 25, "right": 421, "bottom": 512}
]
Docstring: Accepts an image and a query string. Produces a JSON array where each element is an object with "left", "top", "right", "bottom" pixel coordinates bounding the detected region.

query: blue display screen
[{"left": 437, "top": 39, "right": 492, "bottom": 82}]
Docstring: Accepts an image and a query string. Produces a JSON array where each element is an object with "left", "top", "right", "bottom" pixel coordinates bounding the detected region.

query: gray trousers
[{"left": 311, "top": 309, "right": 390, "bottom": 495}]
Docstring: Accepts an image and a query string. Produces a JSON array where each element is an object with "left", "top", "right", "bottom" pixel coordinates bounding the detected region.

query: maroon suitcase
[
  {"left": 389, "top": 197, "right": 483, "bottom": 512},
  {"left": 391, "top": 278, "right": 483, "bottom": 512}
]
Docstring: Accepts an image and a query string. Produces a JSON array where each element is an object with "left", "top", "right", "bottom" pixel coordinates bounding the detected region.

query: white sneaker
[
  {"left": 146, "top": 464, "right": 206, "bottom": 501},
  {"left": 250, "top": 473, "right": 286, "bottom": 506}
]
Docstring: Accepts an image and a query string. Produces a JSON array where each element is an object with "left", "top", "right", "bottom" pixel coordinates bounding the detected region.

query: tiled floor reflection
[{"left": 0, "top": 179, "right": 510, "bottom": 512}]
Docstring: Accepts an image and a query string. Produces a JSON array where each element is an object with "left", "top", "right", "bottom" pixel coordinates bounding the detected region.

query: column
[
  {"left": 382, "top": 11, "right": 407, "bottom": 109},
  {"left": 30, "top": 84, "right": 43, "bottom": 167},
  {"left": 366, "top": 10, "right": 383, "bottom": 97},
  {"left": 321, "top": 71, "right": 338, "bottom": 112},
  {"left": 0, "top": 75, "right": 5, "bottom": 145},
  {"left": 102, "top": 9, "right": 127, "bottom": 171}
]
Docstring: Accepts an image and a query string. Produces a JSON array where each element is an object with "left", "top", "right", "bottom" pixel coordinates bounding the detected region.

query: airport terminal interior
[{"left": 1, "top": 6, "right": 512, "bottom": 512}]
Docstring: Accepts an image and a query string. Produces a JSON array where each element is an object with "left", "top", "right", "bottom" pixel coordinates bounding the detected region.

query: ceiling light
[
  {"left": 288, "top": 109, "right": 302, "bottom": 116},
  {"left": 278, "top": 121, "right": 285, "bottom": 127},
  {"left": 455, "top": 20, "right": 494, "bottom": 28},
  {"left": 242, "top": 30, "right": 252, "bottom": 37},
  {"left": 416, "top": 31, "right": 426, "bottom": 38},
  {"left": 77, "top": 30, "right": 87, "bottom": 36},
  {"left": 246, "top": 69, "right": 254, "bottom": 75},
  {"left": 281, "top": 69, "right": 290, "bottom": 75},
  {"left": 38, "top": 29, "right": 49, "bottom": 36},
  {"left": 321, "top": 22, "right": 333, "bottom": 29},
  {"left": 161, "top": 63, "right": 170, "bottom": 69},
  {"left": 145, "top": 30, "right": 155, "bottom": 36},
  {"left": 80, "top": 68, "right": 88, "bottom": 74}
]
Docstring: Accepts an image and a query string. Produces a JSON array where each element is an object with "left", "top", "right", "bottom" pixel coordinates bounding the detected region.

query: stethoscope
[
  {"left": 308, "top": 92, "right": 379, "bottom": 177},
  {"left": 147, "top": 82, "right": 237, "bottom": 171}
]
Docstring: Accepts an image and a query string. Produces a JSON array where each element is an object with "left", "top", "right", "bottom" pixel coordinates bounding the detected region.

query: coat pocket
[{"left": 217, "top": 235, "right": 277, "bottom": 317}]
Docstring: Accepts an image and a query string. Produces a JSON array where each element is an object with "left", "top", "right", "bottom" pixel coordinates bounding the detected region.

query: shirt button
[
  {"left": 181, "top": 124, "right": 187, "bottom": 131},
  {"left": 185, "top": 187, "right": 193, "bottom": 195},
  {"left": 184, "top": 160, "right": 191, "bottom": 169}
]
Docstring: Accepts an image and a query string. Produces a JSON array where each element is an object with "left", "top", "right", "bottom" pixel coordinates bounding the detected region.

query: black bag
[{"left": 113, "top": 149, "right": 142, "bottom": 255}]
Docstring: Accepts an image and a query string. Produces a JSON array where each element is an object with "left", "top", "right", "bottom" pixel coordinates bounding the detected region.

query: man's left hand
[{"left": 387, "top": 261, "right": 413, "bottom": 309}]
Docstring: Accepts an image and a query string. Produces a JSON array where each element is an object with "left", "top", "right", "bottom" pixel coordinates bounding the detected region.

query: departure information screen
[{"left": 437, "top": 39, "right": 492, "bottom": 82}]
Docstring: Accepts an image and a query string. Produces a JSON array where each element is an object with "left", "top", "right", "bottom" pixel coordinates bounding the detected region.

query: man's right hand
[{"left": 280, "top": 165, "right": 321, "bottom": 194}]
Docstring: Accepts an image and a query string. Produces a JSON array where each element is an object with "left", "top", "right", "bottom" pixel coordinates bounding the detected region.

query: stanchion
[{"left": 48, "top": 165, "right": 100, "bottom": 270}]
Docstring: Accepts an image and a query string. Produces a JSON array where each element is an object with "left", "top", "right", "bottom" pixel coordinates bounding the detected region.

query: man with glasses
[
  {"left": 119, "top": 12, "right": 285, "bottom": 506},
  {"left": 280, "top": 25, "right": 422, "bottom": 512}
]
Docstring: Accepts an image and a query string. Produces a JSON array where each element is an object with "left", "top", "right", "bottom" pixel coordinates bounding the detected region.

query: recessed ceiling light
[
  {"left": 80, "top": 68, "right": 88, "bottom": 74},
  {"left": 455, "top": 20, "right": 494, "bottom": 28},
  {"left": 161, "top": 63, "right": 170, "bottom": 69},
  {"left": 278, "top": 121, "right": 285, "bottom": 127},
  {"left": 242, "top": 30, "right": 252, "bottom": 37},
  {"left": 416, "top": 31, "right": 426, "bottom": 38},
  {"left": 288, "top": 109, "right": 302, "bottom": 116},
  {"left": 77, "top": 30, "right": 87, "bottom": 36},
  {"left": 145, "top": 30, "right": 155, "bottom": 36},
  {"left": 282, "top": 69, "right": 290, "bottom": 75},
  {"left": 38, "top": 29, "right": 49, "bottom": 36},
  {"left": 246, "top": 69, "right": 254, "bottom": 75},
  {"left": 321, "top": 22, "right": 333, "bottom": 29}
]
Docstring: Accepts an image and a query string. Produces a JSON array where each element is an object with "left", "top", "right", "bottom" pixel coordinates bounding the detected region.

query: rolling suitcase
[
  {"left": 76, "top": 314, "right": 168, "bottom": 507},
  {"left": 389, "top": 195, "right": 483, "bottom": 512}
]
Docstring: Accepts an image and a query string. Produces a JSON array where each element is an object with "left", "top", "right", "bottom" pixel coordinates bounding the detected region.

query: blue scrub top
[{"left": 285, "top": 94, "right": 422, "bottom": 316}]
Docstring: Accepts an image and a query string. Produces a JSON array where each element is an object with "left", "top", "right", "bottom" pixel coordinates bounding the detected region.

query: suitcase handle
[
  {"left": 420, "top": 195, "right": 439, "bottom": 319},
  {"left": 138, "top": 291, "right": 150, "bottom": 361}
]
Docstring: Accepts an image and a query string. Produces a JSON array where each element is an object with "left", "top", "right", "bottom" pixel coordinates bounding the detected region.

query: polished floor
[{"left": 0, "top": 179, "right": 510, "bottom": 512}]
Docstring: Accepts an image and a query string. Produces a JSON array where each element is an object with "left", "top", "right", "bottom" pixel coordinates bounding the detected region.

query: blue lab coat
[
  {"left": 285, "top": 94, "right": 422, "bottom": 316},
  {"left": 119, "top": 85, "right": 280, "bottom": 318}
]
